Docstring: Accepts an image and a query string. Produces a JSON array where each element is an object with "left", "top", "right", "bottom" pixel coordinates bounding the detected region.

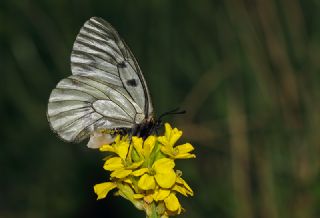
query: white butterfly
[{"left": 47, "top": 17, "right": 154, "bottom": 148}]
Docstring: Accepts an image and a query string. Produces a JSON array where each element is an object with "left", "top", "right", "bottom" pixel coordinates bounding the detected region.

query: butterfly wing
[{"left": 47, "top": 17, "right": 154, "bottom": 142}]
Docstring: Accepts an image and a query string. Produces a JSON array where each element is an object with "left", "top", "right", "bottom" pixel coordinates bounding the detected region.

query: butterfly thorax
[{"left": 132, "top": 116, "right": 158, "bottom": 139}]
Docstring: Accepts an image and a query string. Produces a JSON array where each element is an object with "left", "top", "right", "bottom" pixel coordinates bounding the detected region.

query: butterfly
[{"left": 47, "top": 17, "right": 157, "bottom": 148}]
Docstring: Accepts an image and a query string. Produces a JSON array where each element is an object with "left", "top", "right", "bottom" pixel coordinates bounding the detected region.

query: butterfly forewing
[{"left": 47, "top": 17, "right": 153, "bottom": 143}]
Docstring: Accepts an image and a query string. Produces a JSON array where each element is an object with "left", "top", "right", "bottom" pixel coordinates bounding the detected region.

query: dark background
[{"left": 1, "top": 0, "right": 320, "bottom": 218}]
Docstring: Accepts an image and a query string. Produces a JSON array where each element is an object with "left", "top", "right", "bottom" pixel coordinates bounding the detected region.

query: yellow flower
[
  {"left": 132, "top": 135, "right": 157, "bottom": 160},
  {"left": 158, "top": 123, "right": 196, "bottom": 159},
  {"left": 136, "top": 158, "right": 176, "bottom": 190},
  {"left": 93, "top": 123, "right": 195, "bottom": 217},
  {"left": 102, "top": 136, "right": 143, "bottom": 179}
]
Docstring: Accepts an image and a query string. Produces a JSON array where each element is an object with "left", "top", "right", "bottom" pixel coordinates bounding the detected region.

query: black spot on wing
[
  {"left": 117, "top": 61, "right": 127, "bottom": 68},
  {"left": 126, "top": 79, "right": 137, "bottom": 87}
]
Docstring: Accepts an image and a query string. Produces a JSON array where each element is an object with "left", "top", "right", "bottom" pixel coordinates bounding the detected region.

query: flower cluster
[{"left": 93, "top": 123, "right": 195, "bottom": 217}]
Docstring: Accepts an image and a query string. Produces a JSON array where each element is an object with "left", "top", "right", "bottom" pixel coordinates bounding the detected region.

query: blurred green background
[{"left": 1, "top": 0, "right": 320, "bottom": 217}]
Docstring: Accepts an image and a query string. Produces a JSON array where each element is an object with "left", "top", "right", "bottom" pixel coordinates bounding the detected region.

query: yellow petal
[
  {"left": 132, "top": 168, "right": 149, "bottom": 176},
  {"left": 103, "top": 157, "right": 123, "bottom": 171},
  {"left": 93, "top": 182, "right": 117, "bottom": 200},
  {"left": 114, "top": 135, "right": 121, "bottom": 144},
  {"left": 158, "top": 136, "right": 169, "bottom": 146},
  {"left": 115, "top": 140, "right": 130, "bottom": 159},
  {"left": 176, "top": 177, "right": 184, "bottom": 184},
  {"left": 176, "top": 143, "right": 194, "bottom": 153},
  {"left": 110, "top": 169, "right": 132, "bottom": 178},
  {"left": 153, "top": 158, "right": 175, "bottom": 173},
  {"left": 160, "top": 146, "right": 174, "bottom": 157},
  {"left": 176, "top": 177, "right": 193, "bottom": 195},
  {"left": 164, "top": 193, "right": 181, "bottom": 212},
  {"left": 99, "top": 144, "right": 115, "bottom": 152},
  {"left": 155, "top": 169, "right": 176, "bottom": 188},
  {"left": 124, "top": 178, "right": 133, "bottom": 184},
  {"left": 153, "top": 189, "right": 170, "bottom": 201},
  {"left": 132, "top": 137, "right": 143, "bottom": 156},
  {"left": 175, "top": 153, "right": 196, "bottom": 159},
  {"left": 164, "top": 123, "right": 172, "bottom": 139},
  {"left": 169, "top": 128, "right": 182, "bottom": 146},
  {"left": 138, "top": 174, "right": 156, "bottom": 190},
  {"left": 143, "top": 135, "right": 156, "bottom": 157},
  {"left": 172, "top": 184, "right": 188, "bottom": 196}
]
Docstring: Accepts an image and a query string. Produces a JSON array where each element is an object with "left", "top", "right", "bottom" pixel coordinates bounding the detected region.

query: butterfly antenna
[{"left": 158, "top": 107, "right": 186, "bottom": 120}]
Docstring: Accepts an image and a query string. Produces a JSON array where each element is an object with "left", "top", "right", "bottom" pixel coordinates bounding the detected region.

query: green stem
[{"left": 147, "top": 202, "right": 160, "bottom": 218}]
